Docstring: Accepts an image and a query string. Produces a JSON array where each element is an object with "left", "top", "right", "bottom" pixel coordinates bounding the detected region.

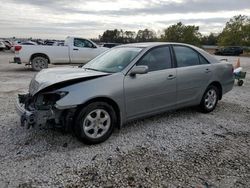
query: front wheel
[
  {"left": 74, "top": 102, "right": 117, "bottom": 144},
  {"left": 31, "top": 56, "right": 48, "bottom": 71},
  {"left": 199, "top": 85, "right": 219, "bottom": 113}
]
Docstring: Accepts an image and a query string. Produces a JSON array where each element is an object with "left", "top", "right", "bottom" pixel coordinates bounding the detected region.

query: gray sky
[{"left": 1, "top": 0, "right": 250, "bottom": 39}]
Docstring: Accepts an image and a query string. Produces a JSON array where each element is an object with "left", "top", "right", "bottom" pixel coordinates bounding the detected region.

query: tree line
[{"left": 96, "top": 15, "right": 250, "bottom": 46}]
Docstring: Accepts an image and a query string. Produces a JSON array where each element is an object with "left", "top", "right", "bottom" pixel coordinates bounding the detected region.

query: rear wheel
[
  {"left": 74, "top": 102, "right": 117, "bottom": 144},
  {"left": 199, "top": 85, "right": 219, "bottom": 113},
  {"left": 31, "top": 56, "right": 48, "bottom": 71}
]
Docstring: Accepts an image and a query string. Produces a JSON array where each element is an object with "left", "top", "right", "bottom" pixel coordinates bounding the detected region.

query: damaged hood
[{"left": 29, "top": 67, "right": 110, "bottom": 95}]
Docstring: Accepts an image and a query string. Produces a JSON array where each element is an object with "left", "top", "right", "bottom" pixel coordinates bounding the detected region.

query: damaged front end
[
  {"left": 15, "top": 91, "right": 72, "bottom": 129},
  {"left": 15, "top": 67, "right": 111, "bottom": 130}
]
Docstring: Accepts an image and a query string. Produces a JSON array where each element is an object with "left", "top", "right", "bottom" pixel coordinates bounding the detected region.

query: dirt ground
[{"left": 0, "top": 51, "right": 249, "bottom": 188}]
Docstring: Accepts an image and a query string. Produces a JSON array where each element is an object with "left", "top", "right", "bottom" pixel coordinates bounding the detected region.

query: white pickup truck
[{"left": 12, "top": 37, "right": 108, "bottom": 71}]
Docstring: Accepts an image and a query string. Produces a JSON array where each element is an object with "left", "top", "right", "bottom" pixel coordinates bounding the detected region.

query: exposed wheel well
[
  {"left": 209, "top": 81, "right": 222, "bottom": 100},
  {"left": 30, "top": 53, "right": 50, "bottom": 64},
  {"left": 75, "top": 97, "right": 121, "bottom": 128}
]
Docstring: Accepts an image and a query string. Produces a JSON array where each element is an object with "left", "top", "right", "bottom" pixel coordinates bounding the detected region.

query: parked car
[
  {"left": 214, "top": 46, "right": 243, "bottom": 56},
  {"left": 12, "top": 37, "right": 108, "bottom": 71},
  {"left": 15, "top": 42, "right": 234, "bottom": 144},
  {"left": 44, "top": 40, "right": 55, "bottom": 46},
  {"left": 0, "top": 41, "right": 6, "bottom": 51},
  {"left": 52, "top": 41, "right": 65, "bottom": 46},
  {"left": 3, "top": 40, "right": 12, "bottom": 50},
  {"left": 20, "top": 41, "right": 37, "bottom": 45},
  {"left": 102, "top": 43, "right": 121, "bottom": 48}
]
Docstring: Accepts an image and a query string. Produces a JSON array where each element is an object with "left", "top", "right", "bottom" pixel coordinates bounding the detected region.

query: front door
[{"left": 124, "top": 46, "right": 177, "bottom": 119}]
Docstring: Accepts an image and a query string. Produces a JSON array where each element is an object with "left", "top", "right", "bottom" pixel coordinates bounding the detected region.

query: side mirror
[{"left": 130, "top": 65, "right": 148, "bottom": 76}]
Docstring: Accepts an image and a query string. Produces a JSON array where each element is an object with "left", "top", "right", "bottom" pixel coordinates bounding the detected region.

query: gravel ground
[{"left": 0, "top": 51, "right": 249, "bottom": 188}]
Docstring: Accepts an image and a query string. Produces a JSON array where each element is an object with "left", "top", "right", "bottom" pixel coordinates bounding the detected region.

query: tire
[
  {"left": 238, "top": 80, "right": 244, "bottom": 86},
  {"left": 31, "top": 56, "right": 48, "bottom": 71},
  {"left": 74, "top": 102, "right": 117, "bottom": 144},
  {"left": 199, "top": 85, "right": 219, "bottom": 113}
]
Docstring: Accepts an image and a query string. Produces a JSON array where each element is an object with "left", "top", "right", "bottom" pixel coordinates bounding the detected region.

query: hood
[{"left": 29, "top": 67, "right": 110, "bottom": 95}]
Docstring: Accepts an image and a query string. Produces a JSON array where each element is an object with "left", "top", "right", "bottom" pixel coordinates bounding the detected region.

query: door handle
[
  {"left": 73, "top": 48, "right": 79, "bottom": 51},
  {"left": 205, "top": 68, "right": 211, "bottom": 73},
  {"left": 167, "top": 74, "right": 176, "bottom": 80}
]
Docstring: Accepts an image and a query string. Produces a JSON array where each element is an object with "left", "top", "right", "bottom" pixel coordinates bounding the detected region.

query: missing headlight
[{"left": 36, "top": 91, "right": 68, "bottom": 109}]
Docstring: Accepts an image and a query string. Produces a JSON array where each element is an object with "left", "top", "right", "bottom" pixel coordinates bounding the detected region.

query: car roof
[
  {"left": 119, "top": 42, "right": 199, "bottom": 48},
  {"left": 118, "top": 42, "right": 220, "bottom": 64}
]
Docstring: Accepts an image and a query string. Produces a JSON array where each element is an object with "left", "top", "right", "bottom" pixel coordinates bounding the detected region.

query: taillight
[{"left": 15, "top": 45, "right": 22, "bottom": 51}]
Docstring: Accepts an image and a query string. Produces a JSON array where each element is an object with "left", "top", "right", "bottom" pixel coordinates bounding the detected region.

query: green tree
[
  {"left": 123, "top": 31, "right": 136, "bottom": 43},
  {"left": 201, "top": 33, "right": 218, "bottom": 45},
  {"left": 136, "top": 29, "right": 157, "bottom": 42},
  {"left": 161, "top": 22, "right": 201, "bottom": 45},
  {"left": 100, "top": 29, "right": 123, "bottom": 43},
  {"left": 218, "top": 15, "right": 250, "bottom": 46},
  {"left": 100, "top": 29, "right": 138, "bottom": 43}
]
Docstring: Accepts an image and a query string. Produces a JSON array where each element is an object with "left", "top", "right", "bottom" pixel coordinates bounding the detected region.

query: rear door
[
  {"left": 172, "top": 45, "right": 212, "bottom": 107},
  {"left": 124, "top": 46, "right": 177, "bottom": 118},
  {"left": 70, "top": 38, "right": 100, "bottom": 63}
]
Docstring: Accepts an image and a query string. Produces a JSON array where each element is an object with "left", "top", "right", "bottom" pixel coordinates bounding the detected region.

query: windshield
[{"left": 83, "top": 47, "right": 142, "bottom": 73}]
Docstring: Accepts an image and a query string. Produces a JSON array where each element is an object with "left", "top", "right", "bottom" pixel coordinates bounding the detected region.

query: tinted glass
[
  {"left": 84, "top": 47, "right": 142, "bottom": 73},
  {"left": 137, "top": 46, "right": 172, "bottom": 72},
  {"left": 199, "top": 55, "right": 209, "bottom": 64},
  {"left": 173, "top": 46, "right": 199, "bottom": 67},
  {"left": 74, "top": 38, "right": 93, "bottom": 48}
]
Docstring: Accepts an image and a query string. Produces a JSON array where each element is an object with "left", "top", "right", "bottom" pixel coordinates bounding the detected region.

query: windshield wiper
[
  {"left": 84, "top": 68, "right": 101, "bottom": 72},
  {"left": 84, "top": 67, "right": 114, "bottom": 73}
]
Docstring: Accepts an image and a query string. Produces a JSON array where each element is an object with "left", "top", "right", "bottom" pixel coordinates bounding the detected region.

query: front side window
[
  {"left": 84, "top": 47, "right": 142, "bottom": 73},
  {"left": 137, "top": 46, "right": 172, "bottom": 72},
  {"left": 74, "top": 38, "right": 94, "bottom": 48},
  {"left": 199, "top": 54, "right": 209, "bottom": 64},
  {"left": 173, "top": 46, "right": 200, "bottom": 67}
]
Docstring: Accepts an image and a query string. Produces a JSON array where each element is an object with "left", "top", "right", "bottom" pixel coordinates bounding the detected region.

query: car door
[
  {"left": 124, "top": 46, "right": 177, "bottom": 119},
  {"left": 173, "top": 45, "right": 212, "bottom": 107},
  {"left": 71, "top": 38, "right": 99, "bottom": 63}
]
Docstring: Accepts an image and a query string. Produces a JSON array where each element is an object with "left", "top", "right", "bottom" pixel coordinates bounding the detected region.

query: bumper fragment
[
  {"left": 15, "top": 94, "right": 57, "bottom": 128},
  {"left": 15, "top": 94, "right": 36, "bottom": 128}
]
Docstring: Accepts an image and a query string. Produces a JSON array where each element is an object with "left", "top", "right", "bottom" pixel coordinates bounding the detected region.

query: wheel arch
[
  {"left": 30, "top": 53, "right": 51, "bottom": 64},
  {"left": 208, "top": 81, "right": 222, "bottom": 100},
  {"left": 75, "top": 97, "right": 122, "bottom": 129}
]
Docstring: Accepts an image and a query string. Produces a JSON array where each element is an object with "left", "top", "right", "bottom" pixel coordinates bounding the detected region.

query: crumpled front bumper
[
  {"left": 15, "top": 94, "right": 54, "bottom": 128},
  {"left": 15, "top": 94, "right": 36, "bottom": 128}
]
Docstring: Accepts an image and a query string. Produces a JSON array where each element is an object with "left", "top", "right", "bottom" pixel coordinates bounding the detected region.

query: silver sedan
[{"left": 16, "top": 43, "right": 234, "bottom": 144}]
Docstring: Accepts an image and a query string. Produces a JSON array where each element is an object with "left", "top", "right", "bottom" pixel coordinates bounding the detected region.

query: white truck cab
[{"left": 12, "top": 37, "right": 108, "bottom": 71}]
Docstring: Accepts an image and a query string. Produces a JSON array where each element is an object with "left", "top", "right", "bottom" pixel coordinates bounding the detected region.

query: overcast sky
[{"left": 1, "top": 0, "right": 250, "bottom": 39}]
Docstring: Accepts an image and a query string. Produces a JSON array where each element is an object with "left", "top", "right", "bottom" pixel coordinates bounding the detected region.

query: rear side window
[
  {"left": 173, "top": 46, "right": 200, "bottom": 67},
  {"left": 137, "top": 46, "right": 172, "bottom": 72}
]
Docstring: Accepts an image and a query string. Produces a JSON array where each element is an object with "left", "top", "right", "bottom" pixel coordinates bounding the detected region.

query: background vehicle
[
  {"left": 214, "top": 46, "right": 243, "bottom": 56},
  {"left": 102, "top": 43, "right": 121, "bottom": 48},
  {"left": 0, "top": 41, "right": 6, "bottom": 51},
  {"left": 3, "top": 40, "right": 12, "bottom": 50},
  {"left": 16, "top": 42, "right": 234, "bottom": 144},
  {"left": 20, "top": 41, "right": 37, "bottom": 45},
  {"left": 12, "top": 37, "right": 108, "bottom": 71},
  {"left": 52, "top": 41, "right": 64, "bottom": 46}
]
